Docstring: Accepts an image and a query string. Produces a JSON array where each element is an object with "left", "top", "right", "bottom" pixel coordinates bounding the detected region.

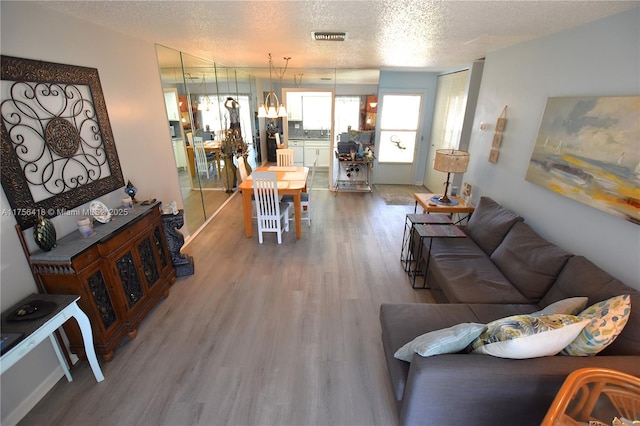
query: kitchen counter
[
  {"left": 289, "top": 137, "right": 330, "bottom": 143},
  {"left": 287, "top": 139, "right": 331, "bottom": 167}
]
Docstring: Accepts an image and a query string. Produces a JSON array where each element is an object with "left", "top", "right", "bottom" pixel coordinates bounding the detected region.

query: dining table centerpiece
[{"left": 220, "top": 129, "right": 250, "bottom": 193}]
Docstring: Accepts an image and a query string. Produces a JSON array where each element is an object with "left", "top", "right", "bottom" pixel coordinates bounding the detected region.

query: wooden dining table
[{"left": 238, "top": 165, "right": 309, "bottom": 239}]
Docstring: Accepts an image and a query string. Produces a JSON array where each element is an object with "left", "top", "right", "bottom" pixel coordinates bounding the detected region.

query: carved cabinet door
[
  {"left": 109, "top": 237, "right": 150, "bottom": 332},
  {"left": 76, "top": 260, "right": 128, "bottom": 360},
  {"left": 107, "top": 225, "right": 170, "bottom": 336}
]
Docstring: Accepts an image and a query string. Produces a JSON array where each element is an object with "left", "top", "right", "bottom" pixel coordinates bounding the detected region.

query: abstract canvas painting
[{"left": 526, "top": 96, "right": 639, "bottom": 225}]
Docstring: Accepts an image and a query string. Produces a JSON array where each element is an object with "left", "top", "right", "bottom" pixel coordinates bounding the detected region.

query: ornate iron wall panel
[{"left": 1, "top": 55, "right": 124, "bottom": 229}]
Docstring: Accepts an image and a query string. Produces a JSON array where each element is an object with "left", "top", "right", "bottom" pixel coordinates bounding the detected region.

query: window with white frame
[
  {"left": 334, "top": 96, "right": 361, "bottom": 134},
  {"left": 377, "top": 94, "right": 422, "bottom": 163}
]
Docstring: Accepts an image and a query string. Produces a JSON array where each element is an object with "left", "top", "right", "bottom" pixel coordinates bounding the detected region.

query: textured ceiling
[{"left": 37, "top": 0, "right": 638, "bottom": 83}]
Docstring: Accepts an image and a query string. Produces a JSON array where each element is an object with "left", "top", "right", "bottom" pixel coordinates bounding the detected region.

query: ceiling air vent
[{"left": 312, "top": 32, "right": 348, "bottom": 41}]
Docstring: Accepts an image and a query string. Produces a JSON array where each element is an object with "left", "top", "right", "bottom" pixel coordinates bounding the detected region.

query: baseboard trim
[{"left": 2, "top": 366, "right": 65, "bottom": 426}]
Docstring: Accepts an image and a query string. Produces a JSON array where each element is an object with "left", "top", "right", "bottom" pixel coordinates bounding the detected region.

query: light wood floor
[{"left": 19, "top": 188, "right": 435, "bottom": 426}]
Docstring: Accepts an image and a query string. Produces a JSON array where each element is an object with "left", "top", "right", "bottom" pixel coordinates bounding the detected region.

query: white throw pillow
[
  {"left": 532, "top": 297, "right": 589, "bottom": 316},
  {"left": 470, "top": 314, "right": 589, "bottom": 359},
  {"left": 394, "top": 323, "right": 487, "bottom": 362}
]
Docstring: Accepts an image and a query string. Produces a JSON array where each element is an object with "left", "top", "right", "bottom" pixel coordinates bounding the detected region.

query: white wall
[
  {"left": 0, "top": 2, "right": 183, "bottom": 424},
  {"left": 465, "top": 9, "right": 640, "bottom": 289}
]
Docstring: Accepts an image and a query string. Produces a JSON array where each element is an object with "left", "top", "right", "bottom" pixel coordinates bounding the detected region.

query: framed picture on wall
[
  {"left": 496, "top": 117, "right": 507, "bottom": 132},
  {"left": 525, "top": 95, "right": 639, "bottom": 224}
]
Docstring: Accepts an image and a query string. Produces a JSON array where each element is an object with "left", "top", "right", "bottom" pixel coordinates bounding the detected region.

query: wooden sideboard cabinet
[{"left": 28, "top": 202, "right": 175, "bottom": 361}]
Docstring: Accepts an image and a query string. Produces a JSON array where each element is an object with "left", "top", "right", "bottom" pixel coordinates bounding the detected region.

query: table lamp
[{"left": 431, "top": 149, "right": 470, "bottom": 205}]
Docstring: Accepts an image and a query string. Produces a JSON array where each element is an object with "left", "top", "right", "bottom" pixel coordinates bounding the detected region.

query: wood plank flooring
[{"left": 18, "top": 187, "right": 434, "bottom": 426}]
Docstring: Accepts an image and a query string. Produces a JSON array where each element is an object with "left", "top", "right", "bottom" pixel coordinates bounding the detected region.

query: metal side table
[
  {"left": 401, "top": 213, "right": 452, "bottom": 273},
  {"left": 408, "top": 223, "right": 466, "bottom": 289}
]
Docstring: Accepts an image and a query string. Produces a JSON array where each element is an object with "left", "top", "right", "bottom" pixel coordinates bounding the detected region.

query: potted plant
[{"left": 220, "top": 129, "right": 249, "bottom": 192}]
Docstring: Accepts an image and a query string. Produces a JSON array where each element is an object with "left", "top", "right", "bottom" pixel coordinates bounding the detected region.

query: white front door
[{"left": 374, "top": 92, "right": 423, "bottom": 184}]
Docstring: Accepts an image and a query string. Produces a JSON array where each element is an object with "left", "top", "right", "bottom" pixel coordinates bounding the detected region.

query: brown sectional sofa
[{"left": 380, "top": 197, "right": 640, "bottom": 425}]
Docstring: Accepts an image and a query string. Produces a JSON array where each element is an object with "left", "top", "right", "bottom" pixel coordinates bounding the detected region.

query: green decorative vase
[
  {"left": 33, "top": 215, "right": 57, "bottom": 251},
  {"left": 223, "top": 156, "right": 237, "bottom": 193}
]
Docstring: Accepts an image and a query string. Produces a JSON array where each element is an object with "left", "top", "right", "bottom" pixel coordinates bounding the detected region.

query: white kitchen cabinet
[
  {"left": 172, "top": 138, "right": 188, "bottom": 169},
  {"left": 286, "top": 92, "right": 303, "bottom": 121},
  {"left": 164, "top": 89, "right": 181, "bottom": 121},
  {"left": 304, "top": 140, "right": 331, "bottom": 168},
  {"left": 289, "top": 140, "right": 305, "bottom": 166}
]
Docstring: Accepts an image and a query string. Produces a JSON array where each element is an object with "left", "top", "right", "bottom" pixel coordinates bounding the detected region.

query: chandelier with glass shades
[{"left": 258, "top": 53, "right": 291, "bottom": 119}]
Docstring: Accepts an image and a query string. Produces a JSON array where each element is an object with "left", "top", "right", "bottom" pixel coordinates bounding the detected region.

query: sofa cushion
[
  {"left": 463, "top": 196, "right": 523, "bottom": 255},
  {"left": 540, "top": 256, "right": 640, "bottom": 356},
  {"left": 562, "top": 294, "right": 631, "bottom": 356},
  {"left": 531, "top": 297, "right": 589, "bottom": 316},
  {"left": 426, "top": 238, "right": 531, "bottom": 304},
  {"left": 469, "top": 314, "right": 589, "bottom": 359},
  {"left": 393, "top": 323, "right": 486, "bottom": 362},
  {"left": 490, "top": 222, "right": 573, "bottom": 302}
]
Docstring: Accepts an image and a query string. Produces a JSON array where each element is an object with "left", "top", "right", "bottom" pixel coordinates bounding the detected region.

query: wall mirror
[
  {"left": 1, "top": 55, "right": 124, "bottom": 229},
  {"left": 156, "top": 45, "right": 258, "bottom": 235}
]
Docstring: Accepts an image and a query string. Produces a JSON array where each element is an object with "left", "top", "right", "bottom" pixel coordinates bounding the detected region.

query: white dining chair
[
  {"left": 192, "top": 136, "right": 210, "bottom": 179},
  {"left": 282, "top": 156, "right": 316, "bottom": 227},
  {"left": 252, "top": 172, "right": 290, "bottom": 244},
  {"left": 276, "top": 148, "right": 295, "bottom": 167}
]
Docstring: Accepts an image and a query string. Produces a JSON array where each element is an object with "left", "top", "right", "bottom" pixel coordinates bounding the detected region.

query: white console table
[{"left": 1, "top": 294, "right": 104, "bottom": 383}]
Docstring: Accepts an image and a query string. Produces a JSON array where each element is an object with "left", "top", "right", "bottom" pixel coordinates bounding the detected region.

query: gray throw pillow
[{"left": 464, "top": 197, "right": 523, "bottom": 255}]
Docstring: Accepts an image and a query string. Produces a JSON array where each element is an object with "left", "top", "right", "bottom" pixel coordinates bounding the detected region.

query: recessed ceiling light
[{"left": 312, "top": 32, "right": 348, "bottom": 41}]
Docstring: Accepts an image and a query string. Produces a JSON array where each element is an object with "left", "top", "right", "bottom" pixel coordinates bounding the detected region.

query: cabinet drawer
[
  {"left": 100, "top": 213, "right": 154, "bottom": 254},
  {"left": 71, "top": 245, "right": 101, "bottom": 271}
]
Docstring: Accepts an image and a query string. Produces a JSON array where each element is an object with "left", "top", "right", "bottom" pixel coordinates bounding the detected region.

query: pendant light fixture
[
  {"left": 258, "top": 53, "right": 291, "bottom": 119},
  {"left": 197, "top": 72, "right": 211, "bottom": 111}
]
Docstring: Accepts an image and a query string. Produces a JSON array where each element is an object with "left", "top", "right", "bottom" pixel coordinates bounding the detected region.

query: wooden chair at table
[
  {"left": 204, "top": 143, "right": 217, "bottom": 176},
  {"left": 252, "top": 172, "right": 290, "bottom": 244},
  {"left": 276, "top": 148, "right": 295, "bottom": 167},
  {"left": 282, "top": 155, "right": 316, "bottom": 227},
  {"left": 541, "top": 367, "right": 640, "bottom": 426}
]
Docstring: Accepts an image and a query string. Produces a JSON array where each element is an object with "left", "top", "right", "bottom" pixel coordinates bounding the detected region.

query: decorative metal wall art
[{"left": 1, "top": 55, "right": 124, "bottom": 229}]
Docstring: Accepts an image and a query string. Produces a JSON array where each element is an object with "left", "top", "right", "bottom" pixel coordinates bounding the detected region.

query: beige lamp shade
[{"left": 433, "top": 149, "right": 470, "bottom": 173}]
